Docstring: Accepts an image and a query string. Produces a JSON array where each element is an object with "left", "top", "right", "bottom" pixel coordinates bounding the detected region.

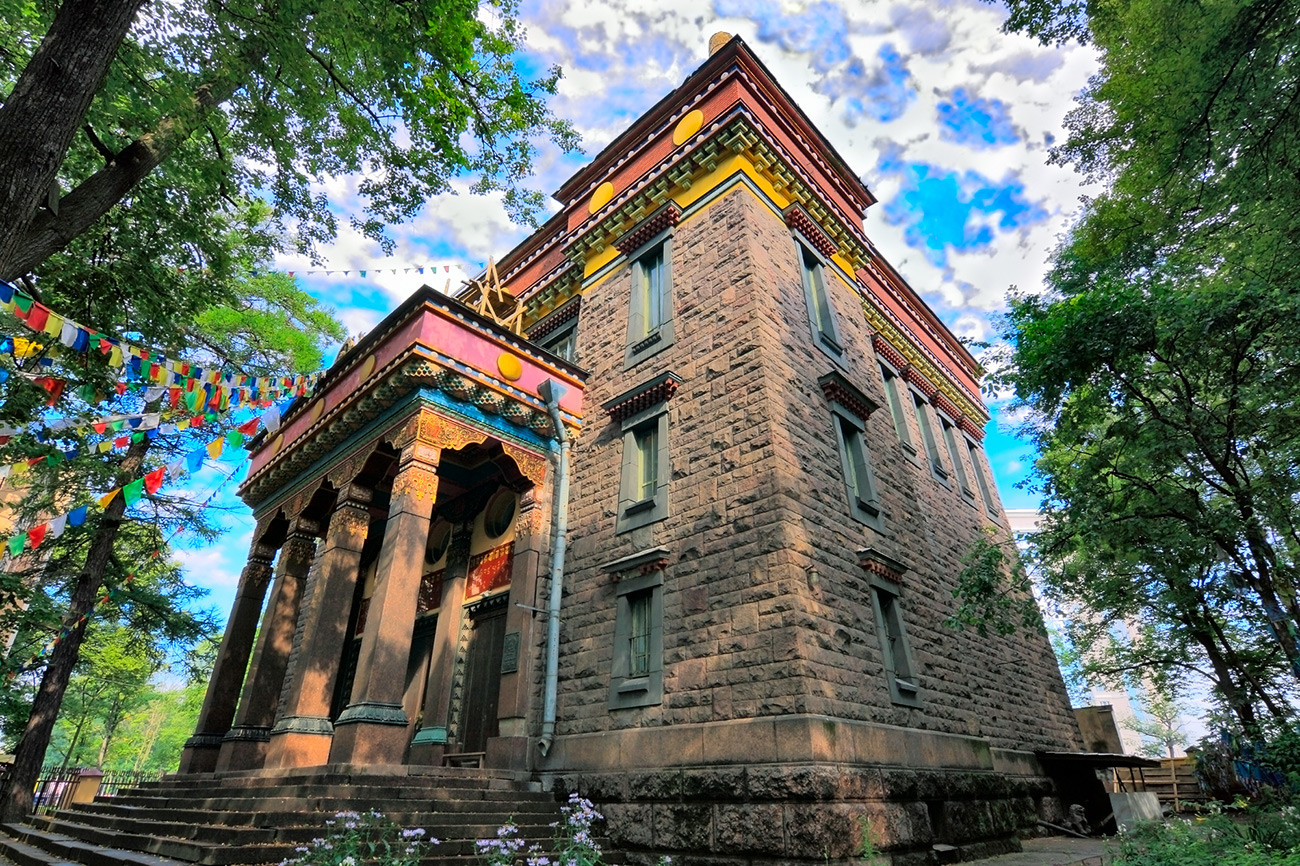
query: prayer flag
[
  {"left": 68, "top": 506, "right": 88, "bottom": 526},
  {"left": 122, "top": 478, "right": 144, "bottom": 506},
  {"left": 143, "top": 466, "right": 165, "bottom": 494}
]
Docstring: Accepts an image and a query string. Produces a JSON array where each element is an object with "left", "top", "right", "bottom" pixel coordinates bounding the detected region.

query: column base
[
  {"left": 265, "top": 716, "right": 334, "bottom": 768},
  {"left": 178, "top": 733, "right": 225, "bottom": 774},
  {"left": 407, "top": 726, "right": 449, "bottom": 765},
  {"left": 216, "top": 725, "right": 272, "bottom": 772},
  {"left": 329, "top": 702, "right": 410, "bottom": 764}
]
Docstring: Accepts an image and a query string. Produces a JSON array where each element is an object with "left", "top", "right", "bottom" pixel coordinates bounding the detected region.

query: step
[
  {"left": 1, "top": 824, "right": 192, "bottom": 866},
  {"left": 73, "top": 799, "right": 558, "bottom": 829},
  {"left": 106, "top": 784, "right": 552, "bottom": 806},
  {"left": 24, "top": 816, "right": 291, "bottom": 865}
]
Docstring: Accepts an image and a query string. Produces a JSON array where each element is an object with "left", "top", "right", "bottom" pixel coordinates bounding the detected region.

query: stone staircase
[{"left": 0, "top": 766, "right": 569, "bottom": 866}]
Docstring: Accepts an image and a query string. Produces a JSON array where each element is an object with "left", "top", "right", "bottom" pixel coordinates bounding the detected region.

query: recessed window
[
  {"left": 483, "top": 491, "right": 517, "bottom": 539},
  {"left": 625, "top": 235, "right": 675, "bottom": 368},
  {"left": 798, "top": 242, "right": 843, "bottom": 360},
  {"left": 879, "top": 363, "right": 917, "bottom": 460},
  {"left": 609, "top": 571, "right": 664, "bottom": 710},
  {"left": 539, "top": 323, "right": 578, "bottom": 363},
  {"left": 869, "top": 576, "right": 921, "bottom": 707},
  {"left": 425, "top": 521, "right": 451, "bottom": 566},
  {"left": 911, "top": 390, "right": 948, "bottom": 485},
  {"left": 940, "top": 416, "right": 974, "bottom": 501},
  {"left": 627, "top": 591, "right": 652, "bottom": 677},
  {"left": 605, "top": 374, "right": 680, "bottom": 534},
  {"left": 966, "top": 437, "right": 1001, "bottom": 520},
  {"left": 819, "top": 371, "right": 884, "bottom": 529}
]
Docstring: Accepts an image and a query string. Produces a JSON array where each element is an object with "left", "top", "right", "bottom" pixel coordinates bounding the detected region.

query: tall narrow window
[
  {"left": 941, "top": 417, "right": 973, "bottom": 500},
  {"left": 879, "top": 364, "right": 916, "bottom": 458},
  {"left": 799, "top": 242, "right": 843, "bottom": 360},
  {"left": 627, "top": 591, "right": 652, "bottom": 677},
  {"left": 819, "top": 372, "right": 884, "bottom": 529},
  {"left": 605, "top": 373, "right": 681, "bottom": 534},
  {"left": 608, "top": 568, "right": 665, "bottom": 710},
  {"left": 624, "top": 235, "right": 675, "bottom": 368},
  {"left": 967, "top": 438, "right": 1000, "bottom": 520},
  {"left": 634, "top": 425, "right": 658, "bottom": 503},
  {"left": 911, "top": 390, "right": 948, "bottom": 484},
  {"left": 868, "top": 575, "right": 920, "bottom": 707},
  {"left": 637, "top": 246, "right": 665, "bottom": 339}
]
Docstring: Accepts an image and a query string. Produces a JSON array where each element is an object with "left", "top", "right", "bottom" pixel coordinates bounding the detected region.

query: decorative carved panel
[
  {"left": 392, "top": 463, "right": 439, "bottom": 502},
  {"left": 500, "top": 442, "right": 548, "bottom": 489}
]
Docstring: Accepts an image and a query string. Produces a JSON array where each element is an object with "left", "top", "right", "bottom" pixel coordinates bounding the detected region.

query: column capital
[
  {"left": 338, "top": 482, "right": 374, "bottom": 507},
  {"left": 288, "top": 516, "right": 322, "bottom": 539},
  {"left": 248, "top": 542, "right": 278, "bottom": 568}
]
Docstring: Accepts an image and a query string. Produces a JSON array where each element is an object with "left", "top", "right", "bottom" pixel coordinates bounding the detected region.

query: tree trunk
[
  {"left": 0, "top": 436, "right": 147, "bottom": 822},
  {"left": 0, "top": 33, "right": 258, "bottom": 281},
  {"left": 0, "top": 0, "right": 146, "bottom": 279}
]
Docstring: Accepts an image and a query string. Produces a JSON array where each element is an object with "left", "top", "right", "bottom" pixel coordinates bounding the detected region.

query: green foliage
[
  {"left": 1127, "top": 689, "right": 1190, "bottom": 760},
  {"left": 281, "top": 810, "right": 434, "bottom": 866},
  {"left": 3, "top": 0, "right": 579, "bottom": 275},
  {"left": 990, "top": 0, "right": 1300, "bottom": 724},
  {"left": 1113, "top": 810, "right": 1300, "bottom": 866},
  {"left": 946, "top": 528, "right": 1045, "bottom": 638}
]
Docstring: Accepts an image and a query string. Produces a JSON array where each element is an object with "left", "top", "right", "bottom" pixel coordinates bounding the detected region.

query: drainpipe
[{"left": 537, "top": 380, "right": 570, "bottom": 757}]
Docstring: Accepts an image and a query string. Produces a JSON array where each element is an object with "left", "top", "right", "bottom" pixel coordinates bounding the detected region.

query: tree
[
  {"left": 0, "top": 0, "right": 579, "bottom": 279},
  {"left": 1127, "top": 689, "right": 1189, "bottom": 760},
  {"left": 0, "top": 184, "right": 343, "bottom": 818},
  {"left": 969, "top": 0, "right": 1300, "bottom": 724}
]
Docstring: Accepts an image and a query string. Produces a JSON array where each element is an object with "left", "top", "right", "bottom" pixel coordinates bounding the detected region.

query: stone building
[{"left": 180, "top": 35, "right": 1084, "bottom": 864}]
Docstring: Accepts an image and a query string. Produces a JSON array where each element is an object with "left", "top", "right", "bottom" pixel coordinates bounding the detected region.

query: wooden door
[{"left": 459, "top": 603, "right": 507, "bottom": 753}]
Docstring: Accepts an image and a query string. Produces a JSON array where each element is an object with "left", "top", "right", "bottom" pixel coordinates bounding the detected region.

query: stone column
[
  {"left": 329, "top": 437, "right": 440, "bottom": 764},
  {"left": 264, "top": 485, "right": 372, "bottom": 768},
  {"left": 178, "top": 531, "right": 278, "bottom": 774},
  {"left": 407, "top": 524, "right": 473, "bottom": 765},
  {"left": 487, "top": 487, "right": 546, "bottom": 770},
  {"left": 216, "top": 519, "right": 320, "bottom": 771}
]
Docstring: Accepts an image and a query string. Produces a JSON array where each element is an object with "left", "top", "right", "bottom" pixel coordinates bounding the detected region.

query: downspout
[{"left": 537, "top": 380, "right": 569, "bottom": 757}]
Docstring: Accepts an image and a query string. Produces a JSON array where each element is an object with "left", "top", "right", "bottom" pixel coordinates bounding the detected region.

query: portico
[{"left": 179, "top": 286, "right": 584, "bottom": 774}]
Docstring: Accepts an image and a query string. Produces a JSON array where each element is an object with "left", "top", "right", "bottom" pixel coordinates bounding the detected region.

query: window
[
  {"left": 818, "top": 372, "right": 883, "bottom": 529},
  {"left": 798, "top": 242, "right": 843, "bottom": 360},
  {"left": 869, "top": 576, "right": 920, "bottom": 707},
  {"left": 910, "top": 390, "right": 948, "bottom": 484},
  {"left": 483, "top": 490, "right": 517, "bottom": 538},
  {"left": 539, "top": 323, "right": 577, "bottom": 363},
  {"left": 609, "top": 571, "right": 664, "bottom": 709},
  {"left": 879, "top": 364, "right": 917, "bottom": 459},
  {"left": 605, "top": 373, "right": 681, "bottom": 534},
  {"left": 966, "top": 437, "right": 1000, "bottom": 520},
  {"left": 940, "top": 417, "right": 974, "bottom": 501},
  {"left": 625, "top": 235, "right": 674, "bottom": 367}
]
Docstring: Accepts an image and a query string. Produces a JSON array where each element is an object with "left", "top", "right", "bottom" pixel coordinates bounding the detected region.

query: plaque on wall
[{"left": 501, "top": 631, "right": 520, "bottom": 674}]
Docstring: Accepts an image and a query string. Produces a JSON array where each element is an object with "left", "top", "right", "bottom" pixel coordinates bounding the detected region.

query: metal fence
[{"left": 31, "top": 767, "right": 164, "bottom": 814}]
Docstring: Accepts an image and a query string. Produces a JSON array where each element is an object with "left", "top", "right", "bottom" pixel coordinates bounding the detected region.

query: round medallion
[
  {"left": 358, "top": 354, "right": 377, "bottom": 380},
  {"left": 484, "top": 491, "right": 517, "bottom": 539},
  {"left": 673, "top": 109, "right": 704, "bottom": 146},
  {"left": 425, "top": 521, "right": 451, "bottom": 565},
  {"left": 589, "top": 181, "right": 615, "bottom": 214},
  {"left": 308, "top": 400, "right": 324, "bottom": 423},
  {"left": 267, "top": 434, "right": 282, "bottom": 456},
  {"left": 497, "top": 352, "right": 523, "bottom": 381}
]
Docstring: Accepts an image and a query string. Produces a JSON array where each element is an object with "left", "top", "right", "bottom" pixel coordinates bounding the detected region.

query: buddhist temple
[{"left": 177, "top": 34, "right": 1086, "bottom": 864}]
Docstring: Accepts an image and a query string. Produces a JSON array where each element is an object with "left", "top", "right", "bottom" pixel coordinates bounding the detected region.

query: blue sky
[{"left": 176, "top": 0, "right": 1100, "bottom": 621}]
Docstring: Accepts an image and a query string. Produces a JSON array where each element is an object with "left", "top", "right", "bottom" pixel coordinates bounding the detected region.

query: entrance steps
[{"left": 0, "top": 766, "right": 569, "bottom": 866}]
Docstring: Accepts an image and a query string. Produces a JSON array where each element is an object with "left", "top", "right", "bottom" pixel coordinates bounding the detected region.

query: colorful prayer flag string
[{"left": 5, "top": 450, "right": 255, "bottom": 679}]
